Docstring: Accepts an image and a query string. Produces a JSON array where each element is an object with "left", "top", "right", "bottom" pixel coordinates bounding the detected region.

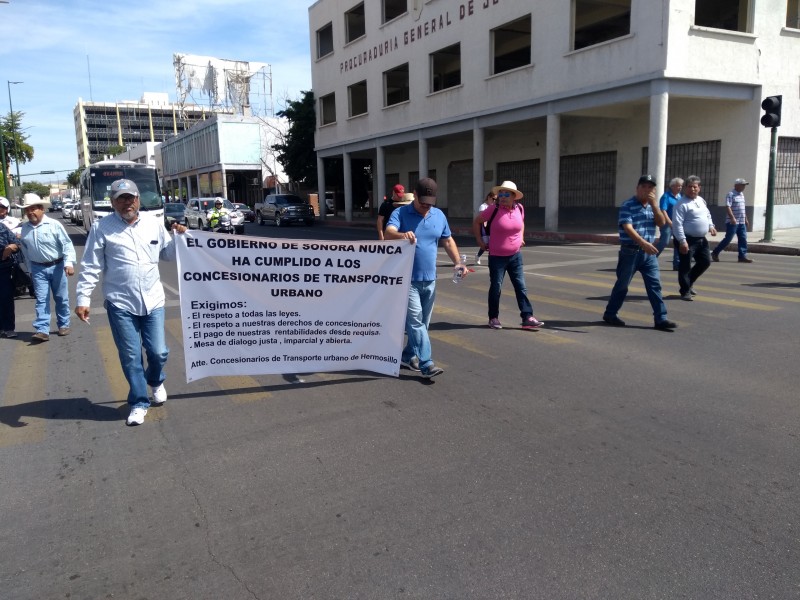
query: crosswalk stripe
[{"left": 93, "top": 326, "right": 136, "bottom": 419}]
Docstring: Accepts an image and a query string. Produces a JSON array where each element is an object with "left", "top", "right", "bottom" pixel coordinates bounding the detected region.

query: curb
[{"left": 319, "top": 219, "right": 799, "bottom": 256}]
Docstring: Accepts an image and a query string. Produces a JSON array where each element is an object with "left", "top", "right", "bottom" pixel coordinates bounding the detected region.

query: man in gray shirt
[{"left": 672, "top": 175, "right": 717, "bottom": 301}]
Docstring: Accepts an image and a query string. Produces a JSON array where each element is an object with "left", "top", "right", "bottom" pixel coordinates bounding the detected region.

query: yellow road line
[
  {"left": 0, "top": 340, "right": 47, "bottom": 447},
  {"left": 94, "top": 326, "right": 133, "bottom": 420}
]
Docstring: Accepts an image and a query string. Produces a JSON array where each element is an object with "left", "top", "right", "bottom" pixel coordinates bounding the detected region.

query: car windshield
[
  {"left": 165, "top": 203, "right": 184, "bottom": 215},
  {"left": 274, "top": 195, "right": 304, "bottom": 205},
  {"left": 201, "top": 199, "right": 234, "bottom": 211},
  {"left": 90, "top": 167, "right": 162, "bottom": 210}
]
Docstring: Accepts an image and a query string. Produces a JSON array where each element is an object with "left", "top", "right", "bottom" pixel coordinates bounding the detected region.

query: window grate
[
  {"left": 642, "top": 140, "right": 720, "bottom": 204},
  {"left": 496, "top": 159, "right": 540, "bottom": 207},
  {"left": 560, "top": 151, "right": 616, "bottom": 207},
  {"left": 776, "top": 137, "right": 800, "bottom": 206}
]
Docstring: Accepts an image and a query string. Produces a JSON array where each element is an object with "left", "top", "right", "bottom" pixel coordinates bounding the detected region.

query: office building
[{"left": 309, "top": 0, "right": 800, "bottom": 229}]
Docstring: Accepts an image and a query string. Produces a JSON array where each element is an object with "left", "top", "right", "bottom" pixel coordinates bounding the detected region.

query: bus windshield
[{"left": 90, "top": 167, "right": 162, "bottom": 211}]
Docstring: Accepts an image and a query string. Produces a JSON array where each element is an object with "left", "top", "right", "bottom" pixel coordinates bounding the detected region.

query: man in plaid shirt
[{"left": 711, "top": 178, "right": 753, "bottom": 263}]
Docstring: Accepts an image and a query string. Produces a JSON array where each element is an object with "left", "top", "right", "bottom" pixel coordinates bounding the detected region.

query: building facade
[
  {"left": 159, "top": 113, "right": 287, "bottom": 207},
  {"left": 309, "top": 0, "right": 800, "bottom": 229},
  {"left": 73, "top": 92, "right": 232, "bottom": 167}
]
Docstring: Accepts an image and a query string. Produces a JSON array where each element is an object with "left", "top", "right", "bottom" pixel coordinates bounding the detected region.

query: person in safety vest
[{"left": 207, "top": 199, "right": 229, "bottom": 229}]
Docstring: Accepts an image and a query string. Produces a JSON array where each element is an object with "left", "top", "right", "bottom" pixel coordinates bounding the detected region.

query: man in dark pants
[
  {"left": 603, "top": 175, "right": 677, "bottom": 331},
  {"left": 672, "top": 175, "right": 717, "bottom": 301}
]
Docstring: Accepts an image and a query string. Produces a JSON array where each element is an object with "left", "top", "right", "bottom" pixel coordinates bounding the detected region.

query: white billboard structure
[{"left": 173, "top": 53, "right": 273, "bottom": 118}]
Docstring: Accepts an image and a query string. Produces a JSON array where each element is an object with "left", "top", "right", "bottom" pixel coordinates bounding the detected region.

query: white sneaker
[
  {"left": 151, "top": 383, "right": 167, "bottom": 405},
  {"left": 127, "top": 407, "right": 148, "bottom": 426},
  {"left": 474, "top": 253, "right": 481, "bottom": 265}
]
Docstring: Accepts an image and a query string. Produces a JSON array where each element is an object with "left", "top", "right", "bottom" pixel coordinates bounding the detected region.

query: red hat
[{"left": 392, "top": 184, "right": 405, "bottom": 195}]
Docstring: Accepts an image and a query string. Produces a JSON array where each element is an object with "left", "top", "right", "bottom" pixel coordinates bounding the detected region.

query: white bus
[{"left": 78, "top": 160, "right": 164, "bottom": 232}]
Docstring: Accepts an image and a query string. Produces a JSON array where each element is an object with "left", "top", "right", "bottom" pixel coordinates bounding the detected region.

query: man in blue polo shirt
[
  {"left": 385, "top": 177, "right": 467, "bottom": 378},
  {"left": 603, "top": 175, "right": 677, "bottom": 331}
]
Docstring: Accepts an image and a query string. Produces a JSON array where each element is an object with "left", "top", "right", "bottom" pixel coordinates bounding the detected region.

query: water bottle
[{"left": 452, "top": 254, "right": 467, "bottom": 283}]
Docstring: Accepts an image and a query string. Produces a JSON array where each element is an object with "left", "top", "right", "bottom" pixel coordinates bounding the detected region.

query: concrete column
[
  {"left": 473, "top": 122, "right": 484, "bottom": 212},
  {"left": 317, "top": 155, "right": 326, "bottom": 222},
  {"left": 343, "top": 152, "right": 352, "bottom": 221},
  {"left": 418, "top": 135, "right": 428, "bottom": 179},
  {"left": 545, "top": 113, "right": 560, "bottom": 232},
  {"left": 220, "top": 168, "right": 227, "bottom": 201},
  {"left": 648, "top": 85, "right": 669, "bottom": 199},
  {"left": 376, "top": 146, "right": 386, "bottom": 208}
]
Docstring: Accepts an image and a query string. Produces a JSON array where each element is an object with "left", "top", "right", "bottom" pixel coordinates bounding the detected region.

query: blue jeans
[
  {"left": 712, "top": 223, "right": 748, "bottom": 259},
  {"left": 30, "top": 262, "right": 70, "bottom": 334},
  {"left": 402, "top": 280, "right": 436, "bottom": 372},
  {"left": 655, "top": 224, "right": 679, "bottom": 268},
  {"left": 604, "top": 246, "right": 668, "bottom": 324},
  {"left": 676, "top": 236, "right": 711, "bottom": 295},
  {"left": 487, "top": 252, "right": 533, "bottom": 321},
  {"left": 106, "top": 301, "right": 168, "bottom": 408}
]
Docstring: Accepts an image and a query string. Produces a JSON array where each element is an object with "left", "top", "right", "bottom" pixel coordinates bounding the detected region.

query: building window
[
  {"left": 560, "top": 151, "right": 617, "bottom": 207},
  {"left": 694, "top": 0, "right": 752, "bottom": 33},
  {"left": 348, "top": 80, "right": 368, "bottom": 117},
  {"left": 345, "top": 3, "right": 366, "bottom": 43},
  {"left": 641, "top": 140, "right": 721, "bottom": 205},
  {"left": 787, "top": 0, "right": 800, "bottom": 28},
  {"left": 383, "top": 0, "right": 406, "bottom": 23},
  {"left": 384, "top": 63, "right": 410, "bottom": 106},
  {"left": 319, "top": 93, "right": 337, "bottom": 126},
  {"left": 430, "top": 43, "right": 461, "bottom": 93},
  {"left": 572, "top": 0, "right": 631, "bottom": 51},
  {"left": 317, "top": 23, "right": 334, "bottom": 58},
  {"left": 492, "top": 15, "right": 532, "bottom": 75}
]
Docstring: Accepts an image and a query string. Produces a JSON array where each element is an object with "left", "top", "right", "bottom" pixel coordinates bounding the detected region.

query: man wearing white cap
[
  {"left": 711, "top": 178, "right": 753, "bottom": 263},
  {"left": 0, "top": 196, "right": 21, "bottom": 233},
  {"left": 75, "top": 179, "right": 188, "bottom": 426},
  {"left": 19, "top": 193, "right": 76, "bottom": 342}
]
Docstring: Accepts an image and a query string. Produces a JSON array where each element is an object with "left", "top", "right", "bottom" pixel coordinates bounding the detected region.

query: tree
[
  {"left": 66, "top": 168, "right": 81, "bottom": 188},
  {"left": 106, "top": 144, "right": 126, "bottom": 157},
  {"left": 2, "top": 111, "right": 34, "bottom": 176},
  {"left": 273, "top": 90, "right": 317, "bottom": 186},
  {"left": 21, "top": 181, "right": 50, "bottom": 198}
]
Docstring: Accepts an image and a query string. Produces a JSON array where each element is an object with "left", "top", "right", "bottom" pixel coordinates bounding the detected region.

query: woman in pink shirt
[{"left": 472, "top": 181, "right": 544, "bottom": 330}]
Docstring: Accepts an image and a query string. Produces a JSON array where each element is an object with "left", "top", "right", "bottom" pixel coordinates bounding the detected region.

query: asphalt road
[{"left": 1, "top": 217, "right": 798, "bottom": 600}]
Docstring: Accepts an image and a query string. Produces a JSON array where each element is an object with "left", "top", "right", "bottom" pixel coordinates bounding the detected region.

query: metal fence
[
  {"left": 559, "top": 151, "right": 617, "bottom": 207},
  {"left": 497, "top": 159, "right": 540, "bottom": 207},
  {"left": 642, "top": 140, "right": 721, "bottom": 204},
  {"left": 776, "top": 137, "right": 800, "bottom": 206}
]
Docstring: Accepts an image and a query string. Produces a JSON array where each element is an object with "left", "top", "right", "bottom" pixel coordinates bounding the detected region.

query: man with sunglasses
[{"left": 385, "top": 177, "right": 467, "bottom": 379}]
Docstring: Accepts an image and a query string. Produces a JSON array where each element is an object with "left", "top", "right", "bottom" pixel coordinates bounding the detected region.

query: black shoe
[
  {"left": 711, "top": 253, "right": 719, "bottom": 262},
  {"left": 602, "top": 315, "right": 626, "bottom": 327},
  {"left": 738, "top": 257, "right": 753, "bottom": 263},
  {"left": 680, "top": 292, "right": 693, "bottom": 301},
  {"left": 654, "top": 320, "right": 677, "bottom": 331}
]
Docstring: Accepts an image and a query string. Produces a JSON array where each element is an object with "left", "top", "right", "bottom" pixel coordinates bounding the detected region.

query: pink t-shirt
[{"left": 480, "top": 203, "right": 525, "bottom": 256}]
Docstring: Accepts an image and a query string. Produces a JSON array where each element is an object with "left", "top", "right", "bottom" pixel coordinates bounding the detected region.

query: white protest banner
[{"left": 175, "top": 231, "right": 413, "bottom": 382}]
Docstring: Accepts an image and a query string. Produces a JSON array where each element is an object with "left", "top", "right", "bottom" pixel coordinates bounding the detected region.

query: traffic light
[{"left": 760, "top": 95, "right": 782, "bottom": 128}]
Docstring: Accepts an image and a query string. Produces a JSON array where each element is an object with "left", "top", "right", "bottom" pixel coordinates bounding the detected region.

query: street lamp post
[{"left": 7, "top": 80, "right": 22, "bottom": 195}]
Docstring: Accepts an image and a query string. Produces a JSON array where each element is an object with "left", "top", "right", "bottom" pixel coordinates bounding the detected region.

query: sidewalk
[{"left": 319, "top": 214, "right": 800, "bottom": 256}]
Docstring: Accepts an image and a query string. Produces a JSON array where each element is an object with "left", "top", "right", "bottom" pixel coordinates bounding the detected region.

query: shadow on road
[{"left": 0, "top": 397, "right": 122, "bottom": 428}]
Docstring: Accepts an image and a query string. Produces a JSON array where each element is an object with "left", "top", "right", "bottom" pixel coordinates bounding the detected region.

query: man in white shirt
[
  {"left": 0, "top": 197, "right": 21, "bottom": 233},
  {"left": 672, "top": 175, "right": 717, "bottom": 301},
  {"left": 75, "top": 179, "right": 188, "bottom": 426}
]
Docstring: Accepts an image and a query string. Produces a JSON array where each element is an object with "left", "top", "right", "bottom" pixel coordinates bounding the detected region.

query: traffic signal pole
[{"left": 760, "top": 126, "right": 778, "bottom": 242}]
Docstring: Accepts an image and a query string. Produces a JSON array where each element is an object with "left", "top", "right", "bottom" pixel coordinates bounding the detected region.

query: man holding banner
[{"left": 385, "top": 178, "right": 467, "bottom": 379}]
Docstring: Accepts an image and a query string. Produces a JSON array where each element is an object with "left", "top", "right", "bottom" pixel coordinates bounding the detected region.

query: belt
[
  {"left": 620, "top": 244, "right": 641, "bottom": 249},
  {"left": 32, "top": 257, "right": 63, "bottom": 267}
]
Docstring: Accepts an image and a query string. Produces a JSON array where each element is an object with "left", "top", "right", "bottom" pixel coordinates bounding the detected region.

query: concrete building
[
  {"left": 309, "top": 0, "right": 800, "bottom": 229},
  {"left": 73, "top": 92, "right": 232, "bottom": 167},
  {"left": 159, "top": 113, "right": 288, "bottom": 206}
]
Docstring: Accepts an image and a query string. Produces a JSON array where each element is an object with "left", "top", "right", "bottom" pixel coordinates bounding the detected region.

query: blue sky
[{"left": 1, "top": 0, "right": 313, "bottom": 183}]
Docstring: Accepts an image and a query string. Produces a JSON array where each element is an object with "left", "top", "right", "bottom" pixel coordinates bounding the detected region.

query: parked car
[
  {"left": 258, "top": 194, "right": 315, "bottom": 227},
  {"left": 164, "top": 202, "right": 186, "bottom": 228},
  {"left": 61, "top": 202, "right": 74, "bottom": 220},
  {"left": 71, "top": 202, "right": 83, "bottom": 225},
  {"left": 324, "top": 191, "right": 336, "bottom": 214},
  {"left": 184, "top": 197, "right": 245, "bottom": 234},
  {"left": 232, "top": 202, "right": 255, "bottom": 223}
]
